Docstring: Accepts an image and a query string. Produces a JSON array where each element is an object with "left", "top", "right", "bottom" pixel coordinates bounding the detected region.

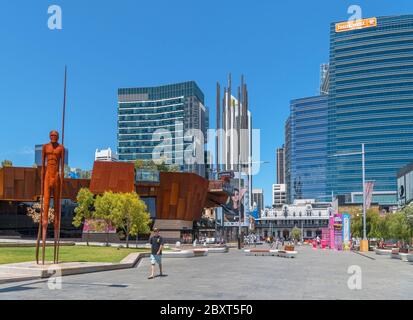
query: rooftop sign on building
[{"left": 335, "top": 17, "right": 377, "bottom": 33}]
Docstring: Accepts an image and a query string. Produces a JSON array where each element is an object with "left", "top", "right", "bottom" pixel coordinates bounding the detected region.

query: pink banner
[
  {"left": 365, "top": 181, "right": 375, "bottom": 209},
  {"left": 83, "top": 219, "right": 116, "bottom": 233}
]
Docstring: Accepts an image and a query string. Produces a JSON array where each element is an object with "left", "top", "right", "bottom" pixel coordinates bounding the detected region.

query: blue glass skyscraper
[
  {"left": 327, "top": 15, "right": 413, "bottom": 205},
  {"left": 285, "top": 95, "right": 329, "bottom": 203}
]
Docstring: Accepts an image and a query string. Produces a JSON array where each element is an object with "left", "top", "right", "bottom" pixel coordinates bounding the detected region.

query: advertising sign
[
  {"left": 222, "top": 172, "right": 249, "bottom": 227},
  {"left": 216, "top": 207, "right": 223, "bottom": 227},
  {"left": 333, "top": 214, "right": 343, "bottom": 251},
  {"left": 329, "top": 216, "right": 335, "bottom": 249},
  {"left": 398, "top": 169, "right": 413, "bottom": 206},
  {"left": 83, "top": 219, "right": 116, "bottom": 234},
  {"left": 335, "top": 17, "right": 377, "bottom": 33},
  {"left": 342, "top": 213, "right": 351, "bottom": 250}
]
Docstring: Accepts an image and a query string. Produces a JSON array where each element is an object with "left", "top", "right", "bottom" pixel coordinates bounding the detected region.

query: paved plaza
[{"left": 0, "top": 246, "right": 412, "bottom": 300}]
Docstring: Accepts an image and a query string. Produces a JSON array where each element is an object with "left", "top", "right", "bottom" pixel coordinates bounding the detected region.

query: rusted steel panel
[
  {"left": 0, "top": 167, "right": 89, "bottom": 202},
  {"left": 205, "top": 191, "right": 229, "bottom": 208},
  {"left": 157, "top": 172, "right": 209, "bottom": 221},
  {"left": 89, "top": 161, "right": 135, "bottom": 194},
  {"left": 0, "top": 169, "right": 3, "bottom": 198},
  {"left": 0, "top": 165, "right": 225, "bottom": 222},
  {"left": 62, "top": 179, "right": 90, "bottom": 200}
]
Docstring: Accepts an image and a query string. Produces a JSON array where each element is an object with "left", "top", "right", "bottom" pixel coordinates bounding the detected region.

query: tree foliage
[
  {"left": 134, "top": 159, "right": 179, "bottom": 172},
  {"left": 1, "top": 160, "right": 13, "bottom": 168},
  {"left": 111, "top": 192, "right": 151, "bottom": 248},
  {"left": 291, "top": 226, "right": 301, "bottom": 241},
  {"left": 387, "top": 212, "right": 411, "bottom": 242},
  {"left": 94, "top": 192, "right": 120, "bottom": 245},
  {"left": 73, "top": 188, "right": 95, "bottom": 228},
  {"left": 350, "top": 208, "right": 381, "bottom": 239},
  {"left": 94, "top": 191, "right": 151, "bottom": 247},
  {"left": 350, "top": 205, "right": 412, "bottom": 244}
]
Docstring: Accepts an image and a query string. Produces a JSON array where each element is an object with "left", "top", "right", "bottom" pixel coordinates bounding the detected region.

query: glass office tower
[
  {"left": 285, "top": 95, "right": 329, "bottom": 203},
  {"left": 328, "top": 15, "right": 413, "bottom": 205},
  {"left": 117, "top": 81, "right": 208, "bottom": 177}
]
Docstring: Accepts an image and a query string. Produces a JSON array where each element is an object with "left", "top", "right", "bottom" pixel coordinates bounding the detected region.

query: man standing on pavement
[{"left": 148, "top": 228, "right": 164, "bottom": 279}]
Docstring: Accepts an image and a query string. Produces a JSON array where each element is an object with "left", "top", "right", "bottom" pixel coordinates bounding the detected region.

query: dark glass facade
[
  {"left": 327, "top": 15, "right": 413, "bottom": 205},
  {"left": 286, "top": 95, "right": 329, "bottom": 203}
]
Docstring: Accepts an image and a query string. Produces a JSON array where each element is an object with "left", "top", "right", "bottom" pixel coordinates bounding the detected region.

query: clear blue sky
[{"left": 1, "top": 0, "right": 412, "bottom": 206}]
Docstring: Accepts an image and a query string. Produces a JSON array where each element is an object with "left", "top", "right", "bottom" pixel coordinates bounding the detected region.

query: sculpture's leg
[
  {"left": 53, "top": 182, "right": 61, "bottom": 264},
  {"left": 35, "top": 196, "right": 43, "bottom": 265},
  {"left": 42, "top": 185, "right": 51, "bottom": 265}
]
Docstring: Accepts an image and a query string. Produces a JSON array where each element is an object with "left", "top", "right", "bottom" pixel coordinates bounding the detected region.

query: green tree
[
  {"left": 1, "top": 160, "right": 13, "bottom": 168},
  {"left": 134, "top": 159, "right": 179, "bottom": 172},
  {"left": 291, "top": 226, "right": 301, "bottom": 242},
  {"left": 399, "top": 204, "right": 413, "bottom": 244},
  {"left": 388, "top": 212, "right": 411, "bottom": 243},
  {"left": 94, "top": 191, "right": 120, "bottom": 246},
  {"left": 112, "top": 192, "right": 151, "bottom": 248},
  {"left": 351, "top": 208, "right": 382, "bottom": 239},
  {"left": 375, "top": 214, "right": 390, "bottom": 241},
  {"left": 73, "top": 188, "right": 95, "bottom": 246}
]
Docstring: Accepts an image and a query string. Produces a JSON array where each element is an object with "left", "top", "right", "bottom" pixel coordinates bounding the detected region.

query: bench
[
  {"left": 399, "top": 252, "right": 413, "bottom": 262},
  {"left": 244, "top": 249, "right": 278, "bottom": 256},
  {"left": 391, "top": 249, "right": 402, "bottom": 259},
  {"left": 244, "top": 249, "right": 298, "bottom": 258},
  {"left": 277, "top": 250, "right": 298, "bottom": 258}
]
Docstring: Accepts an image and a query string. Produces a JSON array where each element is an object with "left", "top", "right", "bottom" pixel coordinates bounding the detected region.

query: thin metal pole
[
  {"left": 55, "top": 66, "right": 67, "bottom": 264},
  {"left": 362, "top": 143, "right": 366, "bottom": 240},
  {"left": 237, "top": 83, "right": 242, "bottom": 249}
]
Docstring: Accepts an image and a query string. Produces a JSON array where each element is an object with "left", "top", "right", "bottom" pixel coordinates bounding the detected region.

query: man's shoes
[{"left": 148, "top": 275, "right": 154, "bottom": 279}]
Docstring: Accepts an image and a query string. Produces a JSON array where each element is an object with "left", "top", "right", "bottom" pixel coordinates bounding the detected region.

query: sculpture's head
[{"left": 49, "top": 130, "right": 59, "bottom": 143}]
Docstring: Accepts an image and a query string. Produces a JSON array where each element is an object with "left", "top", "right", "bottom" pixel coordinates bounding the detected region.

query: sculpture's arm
[
  {"left": 41, "top": 145, "right": 46, "bottom": 193},
  {"left": 60, "top": 145, "right": 65, "bottom": 179}
]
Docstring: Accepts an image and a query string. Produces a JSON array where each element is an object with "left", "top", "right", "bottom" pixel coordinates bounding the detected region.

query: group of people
[
  {"left": 180, "top": 233, "right": 192, "bottom": 244},
  {"left": 243, "top": 234, "right": 260, "bottom": 245}
]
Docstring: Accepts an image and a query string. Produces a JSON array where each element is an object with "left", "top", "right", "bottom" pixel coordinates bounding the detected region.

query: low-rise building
[
  {"left": 252, "top": 189, "right": 264, "bottom": 215},
  {"left": 397, "top": 162, "right": 413, "bottom": 207},
  {"left": 256, "top": 199, "right": 331, "bottom": 239},
  {"left": 272, "top": 184, "right": 286, "bottom": 207},
  {"left": 95, "top": 148, "right": 118, "bottom": 162}
]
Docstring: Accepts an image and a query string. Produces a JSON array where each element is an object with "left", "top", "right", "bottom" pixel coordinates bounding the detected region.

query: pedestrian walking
[{"left": 148, "top": 228, "right": 165, "bottom": 279}]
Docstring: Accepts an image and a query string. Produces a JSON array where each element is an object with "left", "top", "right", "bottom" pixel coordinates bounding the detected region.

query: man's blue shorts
[{"left": 150, "top": 254, "right": 162, "bottom": 265}]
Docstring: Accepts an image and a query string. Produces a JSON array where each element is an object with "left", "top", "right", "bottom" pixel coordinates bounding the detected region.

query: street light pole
[
  {"left": 333, "top": 143, "right": 368, "bottom": 252},
  {"left": 362, "top": 143, "right": 366, "bottom": 241}
]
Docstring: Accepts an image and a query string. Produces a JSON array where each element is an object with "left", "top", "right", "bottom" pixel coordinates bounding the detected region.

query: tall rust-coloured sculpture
[
  {"left": 35, "top": 67, "right": 67, "bottom": 265},
  {"left": 35, "top": 131, "right": 65, "bottom": 265}
]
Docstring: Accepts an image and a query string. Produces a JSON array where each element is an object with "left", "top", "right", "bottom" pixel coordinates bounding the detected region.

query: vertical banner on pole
[
  {"left": 329, "top": 216, "right": 335, "bottom": 249},
  {"left": 342, "top": 213, "right": 351, "bottom": 250},
  {"left": 364, "top": 181, "right": 375, "bottom": 210},
  {"left": 333, "top": 214, "right": 343, "bottom": 251}
]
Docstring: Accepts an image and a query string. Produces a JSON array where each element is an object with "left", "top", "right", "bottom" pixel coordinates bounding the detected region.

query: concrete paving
[{"left": 0, "top": 246, "right": 412, "bottom": 300}]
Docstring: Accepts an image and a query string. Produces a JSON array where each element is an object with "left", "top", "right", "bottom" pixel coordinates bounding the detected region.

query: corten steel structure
[
  {"left": 91, "top": 161, "right": 227, "bottom": 240},
  {"left": 0, "top": 161, "right": 229, "bottom": 242},
  {"left": 89, "top": 161, "right": 135, "bottom": 194},
  {"left": 0, "top": 167, "right": 89, "bottom": 202}
]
